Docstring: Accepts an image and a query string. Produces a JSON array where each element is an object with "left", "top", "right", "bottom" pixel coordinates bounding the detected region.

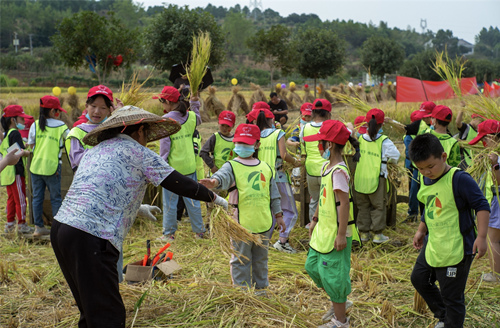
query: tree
[
  {"left": 295, "top": 27, "right": 346, "bottom": 95},
  {"left": 399, "top": 50, "right": 441, "bottom": 81},
  {"left": 246, "top": 24, "right": 296, "bottom": 86},
  {"left": 143, "top": 5, "right": 225, "bottom": 71},
  {"left": 222, "top": 12, "right": 254, "bottom": 58},
  {"left": 361, "top": 36, "right": 405, "bottom": 79},
  {"left": 474, "top": 27, "right": 500, "bottom": 59},
  {"left": 51, "top": 11, "right": 138, "bottom": 84}
]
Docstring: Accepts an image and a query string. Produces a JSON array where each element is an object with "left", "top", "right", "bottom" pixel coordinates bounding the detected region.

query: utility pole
[
  {"left": 29, "top": 34, "right": 33, "bottom": 56},
  {"left": 13, "top": 32, "right": 19, "bottom": 53},
  {"left": 420, "top": 19, "right": 427, "bottom": 35},
  {"left": 249, "top": 0, "right": 263, "bottom": 20}
]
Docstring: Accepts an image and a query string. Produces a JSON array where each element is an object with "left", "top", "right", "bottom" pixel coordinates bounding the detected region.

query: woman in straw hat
[{"left": 50, "top": 105, "right": 228, "bottom": 327}]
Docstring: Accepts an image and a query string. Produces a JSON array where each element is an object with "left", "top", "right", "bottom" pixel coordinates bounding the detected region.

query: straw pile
[
  {"left": 318, "top": 83, "right": 336, "bottom": 104},
  {"left": 387, "top": 84, "right": 397, "bottom": 100},
  {"left": 375, "top": 85, "right": 385, "bottom": 102},
  {"left": 186, "top": 32, "right": 211, "bottom": 98},
  {"left": 288, "top": 85, "right": 303, "bottom": 110},
  {"left": 198, "top": 96, "right": 211, "bottom": 123},
  {"left": 281, "top": 89, "right": 295, "bottom": 109},
  {"left": 249, "top": 83, "right": 268, "bottom": 110},
  {"left": 227, "top": 86, "right": 250, "bottom": 115},
  {"left": 118, "top": 71, "right": 153, "bottom": 107},
  {"left": 68, "top": 94, "right": 81, "bottom": 123},
  {"left": 302, "top": 85, "right": 315, "bottom": 103},
  {"left": 204, "top": 86, "right": 226, "bottom": 117}
]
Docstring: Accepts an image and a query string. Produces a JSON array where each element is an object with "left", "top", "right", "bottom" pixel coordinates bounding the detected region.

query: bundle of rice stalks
[
  {"left": 338, "top": 83, "right": 347, "bottom": 95},
  {"left": 318, "top": 83, "right": 336, "bottom": 104},
  {"left": 281, "top": 89, "right": 295, "bottom": 109},
  {"left": 249, "top": 83, "right": 268, "bottom": 109},
  {"left": 204, "top": 86, "right": 226, "bottom": 116},
  {"left": 118, "top": 71, "right": 153, "bottom": 107},
  {"left": 288, "top": 85, "right": 303, "bottom": 109},
  {"left": 68, "top": 94, "right": 81, "bottom": 123},
  {"left": 413, "top": 290, "right": 427, "bottom": 314},
  {"left": 227, "top": 86, "right": 250, "bottom": 115},
  {"left": 432, "top": 50, "right": 466, "bottom": 101},
  {"left": 332, "top": 91, "right": 372, "bottom": 113},
  {"left": 198, "top": 96, "right": 211, "bottom": 123},
  {"left": 465, "top": 145, "right": 498, "bottom": 183},
  {"left": 302, "top": 85, "right": 315, "bottom": 103},
  {"left": 186, "top": 31, "right": 211, "bottom": 98},
  {"left": 387, "top": 84, "right": 397, "bottom": 100},
  {"left": 209, "top": 206, "right": 264, "bottom": 262},
  {"left": 381, "top": 300, "right": 396, "bottom": 326},
  {"left": 387, "top": 163, "right": 407, "bottom": 189},
  {"left": 375, "top": 85, "right": 386, "bottom": 102},
  {"left": 463, "top": 94, "right": 500, "bottom": 121}
]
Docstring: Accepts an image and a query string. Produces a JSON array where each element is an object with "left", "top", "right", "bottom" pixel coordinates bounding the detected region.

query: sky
[{"left": 141, "top": 0, "right": 499, "bottom": 44}]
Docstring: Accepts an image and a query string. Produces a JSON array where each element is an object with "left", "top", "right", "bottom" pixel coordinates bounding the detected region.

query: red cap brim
[
  {"left": 358, "top": 127, "right": 367, "bottom": 134},
  {"left": 233, "top": 136, "right": 257, "bottom": 145},
  {"left": 219, "top": 119, "right": 234, "bottom": 128},
  {"left": 303, "top": 133, "right": 323, "bottom": 142},
  {"left": 468, "top": 132, "right": 487, "bottom": 145}
]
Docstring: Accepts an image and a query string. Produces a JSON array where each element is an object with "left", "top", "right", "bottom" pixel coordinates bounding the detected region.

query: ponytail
[
  {"left": 348, "top": 135, "right": 361, "bottom": 162},
  {"left": 367, "top": 117, "right": 381, "bottom": 140},
  {"left": 39, "top": 107, "right": 51, "bottom": 132},
  {"left": 256, "top": 111, "right": 272, "bottom": 131},
  {"left": 176, "top": 95, "right": 189, "bottom": 116},
  {"left": 1, "top": 116, "right": 13, "bottom": 137}
]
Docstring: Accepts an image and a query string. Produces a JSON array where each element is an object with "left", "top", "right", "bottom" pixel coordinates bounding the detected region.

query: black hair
[
  {"left": 96, "top": 123, "right": 150, "bottom": 144},
  {"left": 409, "top": 134, "right": 444, "bottom": 163},
  {"left": 175, "top": 95, "right": 189, "bottom": 116},
  {"left": 86, "top": 94, "right": 113, "bottom": 108},
  {"left": 1, "top": 116, "right": 16, "bottom": 137},
  {"left": 255, "top": 111, "right": 272, "bottom": 131},
  {"left": 311, "top": 109, "right": 330, "bottom": 120},
  {"left": 269, "top": 92, "right": 278, "bottom": 98},
  {"left": 436, "top": 118, "right": 450, "bottom": 127},
  {"left": 322, "top": 135, "right": 361, "bottom": 162},
  {"left": 39, "top": 107, "right": 52, "bottom": 132},
  {"left": 367, "top": 117, "right": 382, "bottom": 140}
]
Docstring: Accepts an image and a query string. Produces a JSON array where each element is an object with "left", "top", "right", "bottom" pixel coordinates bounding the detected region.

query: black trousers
[
  {"left": 411, "top": 243, "right": 473, "bottom": 328},
  {"left": 51, "top": 220, "right": 125, "bottom": 328}
]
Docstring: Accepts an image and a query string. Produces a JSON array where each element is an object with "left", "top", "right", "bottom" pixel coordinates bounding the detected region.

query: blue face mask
[
  {"left": 322, "top": 148, "right": 331, "bottom": 160},
  {"left": 16, "top": 123, "right": 25, "bottom": 130},
  {"left": 234, "top": 144, "right": 255, "bottom": 158},
  {"left": 430, "top": 125, "right": 435, "bottom": 130},
  {"left": 378, "top": 128, "right": 384, "bottom": 134},
  {"left": 86, "top": 113, "right": 108, "bottom": 124},
  {"left": 300, "top": 119, "right": 307, "bottom": 126}
]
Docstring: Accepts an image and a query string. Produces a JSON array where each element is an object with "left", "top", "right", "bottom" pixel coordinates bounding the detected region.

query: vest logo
[
  {"left": 426, "top": 193, "right": 442, "bottom": 219},
  {"left": 319, "top": 183, "right": 327, "bottom": 206},
  {"left": 221, "top": 148, "right": 233, "bottom": 161},
  {"left": 248, "top": 170, "right": 266, "bottom": 190}
]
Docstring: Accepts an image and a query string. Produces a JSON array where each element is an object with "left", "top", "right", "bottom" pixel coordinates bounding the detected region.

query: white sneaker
[
  {"left": 4, "top": 223, "right": 15, "bottom": 233},
  {"left": 434, "top": 321, "right": 444, "bottom": 328},
  {"left": 482, "top": 272, "right": 500, "bottom": 282},
  {"left": 319, "top": 316, "right": 350, "bottom": 328},
  {"left": 322, "top": 300, "right": 354, "bottom": 322},
  {"left": 372, "top": 233, "right": 389, "bottom": 244},
  {"left": 273, "top": 240, "right": 297, "bottom": 254},
  {"left": 33, "top": 226, "right": 50, "bottom": 237},
  {"left": 18, "top": 224, "right": 34, "bottom": 234}
]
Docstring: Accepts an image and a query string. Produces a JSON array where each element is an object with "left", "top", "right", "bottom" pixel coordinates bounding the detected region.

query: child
[
  {"left": 468, "top": 119, "right": 500, "bottom": 283},
  {"left": 353, "top": 115, "right": 367, "bottom": 138},
  {"left": 254, "top": 108, "right": 301, "bottom": 253},
  {"left": 65, "top": 85, "right": 115, "bottom": 171},
  {"left": 303, "top": 120, "right": 360, "bottom": 328},
  {"left": 19, "top": 115, "right": 34, "bottom": 143},
  {"left": 199, "top": 110, "right": 236, "bottom": 174},
  {"left": 1, "top": 105, "right": 32, "bottom": 234},
  {"left": 409, "top": 133, "right": 489, "bottom": 328},
  {"left": 200, "top": 124, "right": 285, "bottom": 291},
  {"left": 28, "top": 96, "right": 70, "bottom": 236},
  {"left": 301, "top": 99, "right": 332, "bottom": 227},
  {"left": 353, "top": 108, "right": 400, "bottom": 243},
  {"left": 456, "top": 111, "right": 485, "bottom": 168},
  {"left": 287, "top": 102, "right": 313, "bottom": 150},
  {"left": 156, "top": 86, "right": 205, "bottom": 240},
  {"left": 423, "top": 105, "right": 461, "bottom": 167}
]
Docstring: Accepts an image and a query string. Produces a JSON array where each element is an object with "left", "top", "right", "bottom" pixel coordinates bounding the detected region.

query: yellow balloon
[
  {"left": 388, "top": 81, "right": 392, "bottom": 86},
  {"left": 52, "top": 86, "right": 61, "bottom": 97},
  {"left": 68, "top": 86, "right": 77, "bottom": 95},
  {"left": 276, "top": 83, "right": 281, "bottom": 89},
  {"left": 290, "top": 82, "right": 296, "bottom": 88},
  {"left": 231, "top": 78, "right": 238, "bottom": 85}
]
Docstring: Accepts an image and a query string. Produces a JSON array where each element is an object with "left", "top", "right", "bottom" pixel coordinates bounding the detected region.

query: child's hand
[
  {"left": 334, "top": 234, "right": 347, "bottom": 251},
  {"left": 210, "top": 167, "right": 218, "bottom": 174},
  {"left": 200, "top": 178, "right": 218, "bottom": 189},
  {"left": 308, "top": 220, "right": 317, "bottom": 239},
  {"left": 293, "top": 158, "right": 303, "bottom": 167},
  {"left": 488, "top": 153, "right": 498, "bottom": 165},
  {"left": 473, "top": 236, "right": 487, "bottom": 259},
  {"left": 275, "top": 215, "right": 286, "bottom": 233},
  {"left": 114, "top": 98, "right": 124, "bottom": 111},
  {"left": 413, "top": 231, "right": 425, "bottom": 250}
]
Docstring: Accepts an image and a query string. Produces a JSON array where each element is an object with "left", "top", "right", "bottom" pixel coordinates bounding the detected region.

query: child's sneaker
[
  {"left": 33, "top": 226, "right": 50, "bottom": 237},
  {"left": 157, "top": 234, "right": 175, "bottom": 241},
  {"left": 360, "top": 232, "right": 371, "bottom": 242},
  {"left": 322, "top": 300, "right": 353, "bottom": 322},
  {"left": 482, "top": 272, "right": 500, "bottom": 282},
  {"left": 434, "top": 322, "right": 444, "bottom": 328},
  {"left": 4, "top": 223, "right": 15, "bottom": 233},
  {"left": 372, "top": 233, "right": 389, "bottom": 244},
  {"left": 273, "top": 240, "right": 297, "bottom": 254},
  {"left": 305, "top": 223, "right": 311, "bottom": 229},
  {"left": 195, "top": 232, "right": 206, "bottom": 240},
  {"left": 319, "top": 316, "right": 350, "bottom": 328},
  {"left": 18, "top": 224, "right": 34, "bottom": 234}
]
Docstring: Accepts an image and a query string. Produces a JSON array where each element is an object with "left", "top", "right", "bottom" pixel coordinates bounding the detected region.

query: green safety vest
[
  {"left": 354, "top": 135, "right": 387, "bottom": 194},
  {"left": 479, "top": 171, "right": 494, "bottom": 206},
  {"left": 418, "top": 167, "right": 464, "bottom": 267},
  {"left": 428, "top": 130, "right": 459, "bottom": 167},
  {"left": 462, "top": 125, "right": 478, "bottom": 166},
  {"left": 213, "top": 132, "right": 235, "bottom": 169},
  {"left": 168, "top": 111, "right": 196, "bottom": 175},
  {"left": 0, "top": 129, "right": 20, "bottom": 186},
  {"left": 416, "top": 120, "right": 430, "bottom": 136},
  {"left": 193, "top": 133, "right": 205, "bottom": 180},
  {"left": 310, "top": 163, "right": 360, "bottom": 254},
  {"left": 303, "top": 123, "right": 326, "bottom": 177},
  {"left": 229, "top": 159, "right": 273, "bottom": 234},
  {"left": 30, "top": 121, "right": 68, "bottom": 176},
  {"left": 64, "top": 126, "right": 93, "bottom": 162},
  {"left": 258, "top": 129, "right": 281, "bottom": 178}
]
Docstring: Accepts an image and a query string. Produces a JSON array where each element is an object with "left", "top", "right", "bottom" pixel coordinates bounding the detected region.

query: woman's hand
[{"left": 200, "top": 178, "right": 218, "bottom": 189}]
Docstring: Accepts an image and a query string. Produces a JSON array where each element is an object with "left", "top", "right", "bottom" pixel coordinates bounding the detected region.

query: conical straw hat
[{"left": 83, "top": 105, "right": 181, "bottom": 146}]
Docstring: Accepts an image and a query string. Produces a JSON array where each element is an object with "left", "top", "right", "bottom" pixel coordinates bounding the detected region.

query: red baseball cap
[
  {"left": 218, "top": 110, "right": 236, "bottom": 127},
  {"left": 19, "top": 115, "right": 34, "bottom": 139},
  {"left": 313, "top": 99, "right": 332, "bottom": 112},
  {"left": 88, "top": 85, "right": 113, "bottom": 102},
  {"left": 252, "top": 101, "right": 270, "bottom": 110},
  {"left": 300, "top": 102, "right": 313, "bottom": 116},
  {"left": 420, "top": 101, "right": 436, "bottom": 114},
  {"left": 425, "top": 105, "right": 452, "bottom": 122},
  {"left": 469, "top": 119, "right": 500, "bottom": 145},
  {"left": 246, "top": 107, "right": 274, "bottom": 123},
  {"left": 233, "top": 124, "right": 261, "bottom": 145},
  {"left": 366, "top": 108, "right": 384, "bottom": 124},
  {"left": 471, "top": 113, "right": 487, "bottom": 120},
  {"left": 410, "top": 109, "right": 427, "bottom": 123},
  {"left": 2, "top": 105, "right": 32, "bottom": 119},
  {"left": 40, "top": 95, "right": 67, "bottom": 113},
  {"left": 354, "top": 115, "right": 367, "bottom": 134},
  {"left": 303, "top": 120, "right": 350, "bottom": 145},
  {"left": 152, "top": 86, "right": 180, "bottom": 102}
]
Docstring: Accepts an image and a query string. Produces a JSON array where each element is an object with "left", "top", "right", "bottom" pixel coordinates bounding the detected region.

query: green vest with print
[
  {"left": 303, "top": 123, "right": 326, "bottom": 177},
  {"left": 213, "top": 132, "right": 235, "bottom": 169},
  {"left": 416, "top": 120, "right": 430, "bottom": 137},
  {"left": 0, "top": 129, "right": 19, "bottom": 186},
  {"left": 258, "top": 129, "right": 281, "bottom": 178},
  {"left": 229, "top": 160, "right": 273, "bottom": 234},
  {"left": 64, "top": 126, "right": 92, "bottom": 159},
  {"left": 429, "top": 130, "right": 459, "bottom": 167},
  {"left": 479, "top": 172, "right": 494, "bottom": 206},
  {"left": 354, "top": 135, "right": 387, "bottom": 194},
  {"left": 310, "top": 163, "right": 360, "bottom": 254},
  {"left": 418, "top": 167, "right": 464, "bottom": 267},
  {"left": 193, "top": 133, "right": 205, "bottom": 180},
  {"left": 168, "top": 111, "right": 196, "bottom": 175},
  {"left": 30, "top": 121, "right": 68, "bottom": 176}
]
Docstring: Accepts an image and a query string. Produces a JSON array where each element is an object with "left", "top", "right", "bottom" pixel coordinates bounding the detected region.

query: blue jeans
[
  {"left": 408, "top": 168, "right": 420, "bottom": 216},
  {"left": 162, "top": 172, "right": 205, "bottom": 235},
  {"left": 31, "top": 164, "right": 62, "bottom": 227}
]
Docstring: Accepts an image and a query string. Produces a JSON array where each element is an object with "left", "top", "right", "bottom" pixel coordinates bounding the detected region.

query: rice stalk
[
  {"left": 332, "top": 91, "right": 372, "bottom": 113},
  {"left": 432, "top": 50, "right": 466, "bottom": 100},
  {"left": 187, "top": 31, "right": 211, "bottom": 98},
  {"left": 413, "top": 290, "right": 427, "bottom": 314},
  {"left": 118, "top": 70, "right": 154, "bottom": 107}
]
